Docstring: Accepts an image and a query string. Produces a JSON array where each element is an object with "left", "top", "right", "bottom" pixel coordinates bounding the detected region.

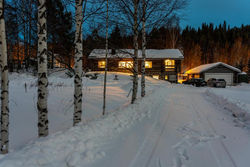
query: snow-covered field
[
  {"left": 4, "top": 71, "right": 166, "bottom": 151},
  {"left": 1, "top": 71, "right": 250, "bottom": 167}
]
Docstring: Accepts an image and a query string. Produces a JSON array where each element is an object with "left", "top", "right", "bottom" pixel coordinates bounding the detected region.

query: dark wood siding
[{"left": 87, "top": 58, "right": 182, "bottom": 82}]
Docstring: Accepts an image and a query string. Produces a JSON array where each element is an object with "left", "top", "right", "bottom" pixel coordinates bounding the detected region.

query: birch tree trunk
[
  {"left": 37, "top": 0, "right": 49, "bottom": 137},
  {"left": 73, "top": 0, "right": 83, "bottom": 126},
  {"left": 0, "top": 0, "right": 9, "bottom": 154},
  {"left": 141, "top": 0, "right": 146, "bottom": 97},
  {"left": 102, "top": 0, "right": 109, "bottom": 115},
  {"left": 131, "top": 0, "right": 139, "bottom": 104}
]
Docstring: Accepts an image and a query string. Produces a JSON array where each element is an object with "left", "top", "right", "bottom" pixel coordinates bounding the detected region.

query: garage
[
  {"left": 185, "top": 62, "right": 241, "bottom": 86},
  {"left": 204, "top": 73, "right": 233, "bottom": 85}
]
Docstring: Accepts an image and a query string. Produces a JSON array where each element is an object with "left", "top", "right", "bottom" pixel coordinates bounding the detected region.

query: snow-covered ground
[
  {"left": 1, "top": 71, "right": 250, "bottom": 167},
  {"left": 206, "top": 84, "right": 250, "bottom": 126},
  {"left": 3, "top": 71, "right": 165, "bottom": 151}
]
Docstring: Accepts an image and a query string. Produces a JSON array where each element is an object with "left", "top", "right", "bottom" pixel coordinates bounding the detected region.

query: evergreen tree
[
  {"left": 110, "top": 25, "right": 122, "bottom": 48},
  {"left": 46, "top": 0, "right": 73, "bottom": 69}
]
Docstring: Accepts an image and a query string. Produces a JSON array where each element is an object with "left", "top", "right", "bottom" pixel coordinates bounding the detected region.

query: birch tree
[
  {"left": 108, "top": 0, "right": 187, "bottom": 103},
  {"left": 141, "top": 0, "right": 146, "bottom": 97},
  {"left": 73, "top": 0, "right": 83, "bottom": 126},
  {"left": 102, "top": 0, "right": 109, "bottom": 115},
  {"left": 0, "top": 0, "right": 9, "bottom": 154},
  {"left": 131, "top": 0, "right": 139, "bottom": 104},
  {"left": 37, "top": 0, "right": 49, "bottom": 137}
]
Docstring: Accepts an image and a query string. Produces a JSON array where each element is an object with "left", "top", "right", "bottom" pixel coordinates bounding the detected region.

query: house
[
  {"left": 185, "top": 62, "right": 241, "bottom": 85},
  {"left": 87, "top": 49, "right": 184, "bottom": 82}
]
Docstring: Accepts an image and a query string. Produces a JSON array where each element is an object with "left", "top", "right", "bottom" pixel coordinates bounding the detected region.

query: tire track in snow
[
  {"left": 191, "top": 94, "right": 238, "bottom": 167},
  {"left": 190, "top": 102, "right": 222, "bottom": 167},
  {"left": 144, "top": 106, "right": 171, "bottom": 167},
  {"left": 171, "top": 90, "right": 228, "bottom": 167},
  {"left": 128, "top": 87, "right": 171, "bottom": 167}
]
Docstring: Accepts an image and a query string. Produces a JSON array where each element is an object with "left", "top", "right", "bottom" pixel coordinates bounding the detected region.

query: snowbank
[{"left": 205, "top": 87, "right": 250, "bottom": 123}]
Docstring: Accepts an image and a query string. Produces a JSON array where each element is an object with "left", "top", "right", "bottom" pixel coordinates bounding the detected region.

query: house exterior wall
[{"left": 87, "top": 58, "right": 182, "bottom": 83}]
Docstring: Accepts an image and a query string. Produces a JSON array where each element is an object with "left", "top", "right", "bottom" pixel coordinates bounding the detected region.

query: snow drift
[{"left": 205, "top": 88, "right": 250, "bottom": 123}]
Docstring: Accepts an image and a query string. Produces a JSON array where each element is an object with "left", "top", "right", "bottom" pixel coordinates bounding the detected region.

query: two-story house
[{"left": 87, "top": 49, "right": 184, "bottom": 83}]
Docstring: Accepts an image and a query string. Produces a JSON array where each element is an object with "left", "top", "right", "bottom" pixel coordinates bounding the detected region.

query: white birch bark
[
  {"left": 37, "top": 0, "right": 49, "bottom": 137},
  {"left": 73, "top": 0, "right": 83, "bottom": 126},
  {"left": 141, "top": 0, "right": 146, "bottom": 97},
  {"left": 102, "top": 0, "right": 109, "bottom": 115},
  {"left": 131, "top": 0, "right": 139, "bottom": 104},
  {"left": 0, "top": 0, "right": 9, "bottom": 154}
]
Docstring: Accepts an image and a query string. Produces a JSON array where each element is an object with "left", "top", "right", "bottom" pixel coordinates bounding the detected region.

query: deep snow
[
  {"left": 2, "top": 71, "right": 165, "bottom": 151},
  {"left": 0, "top": 71, "right": 250, "bottom": 167}
]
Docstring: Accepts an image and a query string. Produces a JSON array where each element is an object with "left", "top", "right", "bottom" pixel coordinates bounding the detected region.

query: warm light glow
[
  {"left": 145, "top": 61, "right": 152, "bottom": 68},
  {"left": 194, "top": 74, "right": 200, "bottom": 78},
  {"left": 165, "top": 59, "right": 175, "bottom": 68},
  {"left": 165, "top": 75, "right": 168, "bottom": 80},
  {"left": 118, "top": 61, "right": 133, "bottom": 68},
  {"left": 98, "top": 61, "right": 106, "bottom": 68},
  {"left": 153, "top": 75, "right": 159, "bottom": 79},
  {"left": 178, "top": 73, "right": 188, "bottom": 83},
  {"left": 55, "top": 59, "right": 63, "bottom": 68}
]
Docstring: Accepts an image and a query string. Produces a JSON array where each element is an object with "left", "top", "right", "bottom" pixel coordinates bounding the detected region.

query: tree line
[
  {"left": 181, "top": 22, "right": 250, "bottom": 72},
  {"left": 85, "top": 21, "right": 250, "bottom": 73},
  {"left": 4, "top": 0, "right": 250, "bottom": 75}
]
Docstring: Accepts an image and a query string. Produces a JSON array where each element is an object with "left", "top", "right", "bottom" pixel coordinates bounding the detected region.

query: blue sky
[{"left": 180, "top": 0, "right": 250, "bottom": 28}]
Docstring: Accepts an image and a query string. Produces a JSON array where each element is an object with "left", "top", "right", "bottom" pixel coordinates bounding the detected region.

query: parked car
[
  {"left": 183, "top": 78, "right": 206, "bottom": 87},
  {"left": 216, "top": 79, "right": 226, "bottom": 88},
  {"left": 207, "top": 78, "right": 217, "bottom": 87},
  {"left": 207, "top": 78, "right": 226, "bottom": 88}
]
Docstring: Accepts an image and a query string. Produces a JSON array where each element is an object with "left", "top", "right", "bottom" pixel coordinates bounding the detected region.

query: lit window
[
  {"left": 165, "top": 59, "right": 175, "bottom": 68},
  {"left": 98, "top": 61, "right": 106, "bottom": 68},
  {"left": 145, "top": 61, "right": 152, "bottom": 68},
  {"left": 165, "top": 75, "right": 168, "bottom": 80},
  {"left": 194, "top": 74, "right": 200, "bottom": 78},
  {"left": 118, "top": 61, "right": 133, "bottom": 68},
  {"left": 153, "top": 75, "right": 159, "bottom": 79},
  {"left": 55, "top": 59, "right": 62, "bottom": 68}
]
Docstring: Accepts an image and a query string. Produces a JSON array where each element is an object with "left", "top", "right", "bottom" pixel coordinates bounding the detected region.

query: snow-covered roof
[
  {"left": 88, "top": 49, "right": 184, "bottom": 59},
  {"left": 185, "top": 62, "right": 241, "bottom": 74},
  {"left": 239, "top": 72, "right": 247, "bottom": 75}
]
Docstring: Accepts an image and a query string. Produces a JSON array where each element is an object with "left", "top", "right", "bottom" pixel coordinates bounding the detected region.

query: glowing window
[
  {"left": 165, "top": 59, "right": 175, "bottom": 68},
  {"left": 98, "top": 61, "right": 106, "bottom": 68},
  {"left": 165, "top": 75, "right": 168, "bottom": 80},
  {"left": 118, "top": 61, "right": 133, "bottom": 68},
  {"left": 194, "top": 74, "right": 200, "bottom": 78},
  {"left": 153, "top": 75, "right": 159, "bottom": 79},
  {"left": 55, "top": 59, "right": 62, "bottom": 68},
  {"left": 145, "top": 61, "right": 152, "bottom": 68}
]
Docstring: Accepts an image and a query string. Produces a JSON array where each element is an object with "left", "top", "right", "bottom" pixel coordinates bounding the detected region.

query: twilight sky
[{"left": 180, "top": 0, "right": 250, "bottom": 28}]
